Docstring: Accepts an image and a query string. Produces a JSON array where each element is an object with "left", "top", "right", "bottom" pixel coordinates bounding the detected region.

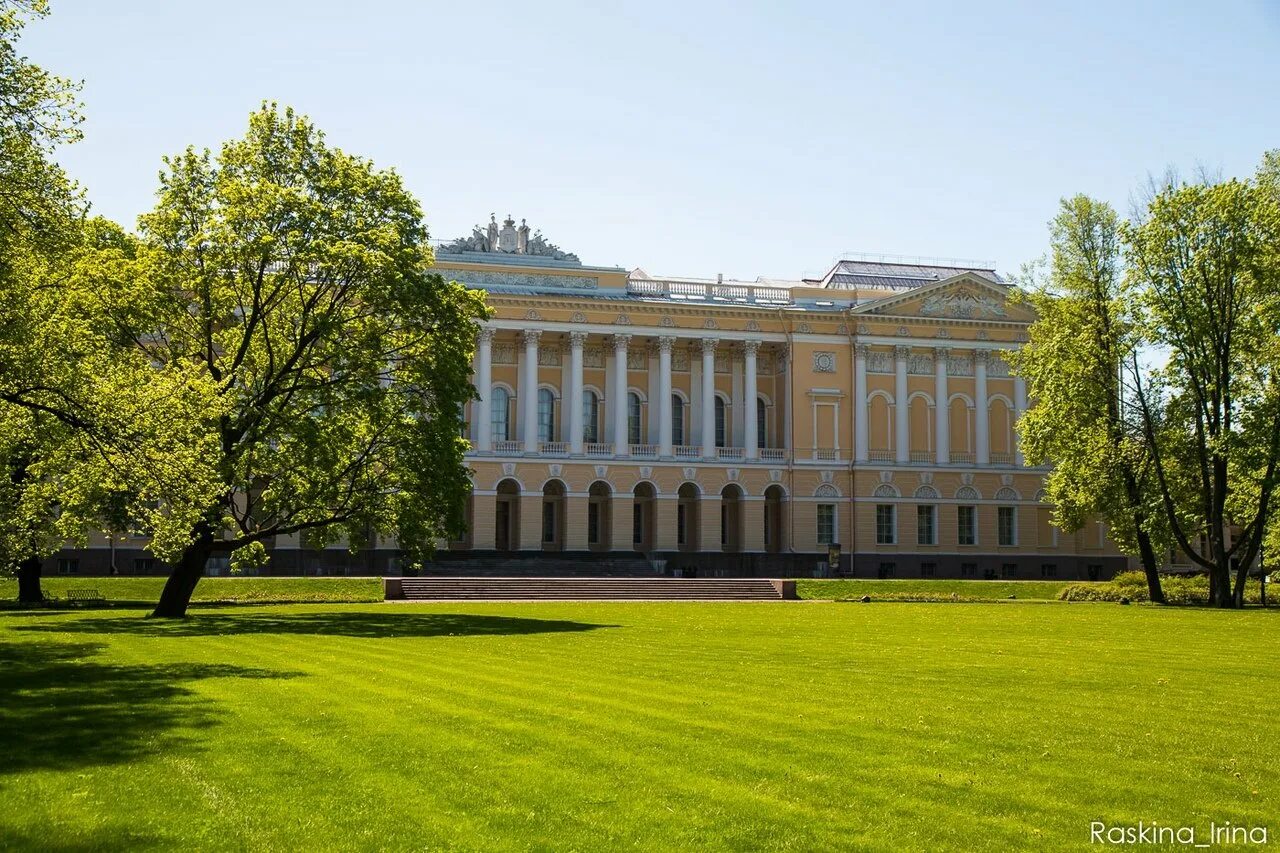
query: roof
[{"left": 808, "top": 259, "right": 1004, "bottom": 291}]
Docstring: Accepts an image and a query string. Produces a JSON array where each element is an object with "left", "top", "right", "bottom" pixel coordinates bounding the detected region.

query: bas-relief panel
[
  {"left": 867, "top": 351, "right": 892, "bottom": 374},
  {"left": 584, "top": 347, "right": 605, "bottom": 369},
  {"left": 947, "top": 355, "right": 974, "bottom": 376},
  {"left": 493, "top": 343, "right": 516, "bottom": 365},
  {"left": 907, "top": 354, "right": 934, "bottom": 375},
  {"left": 672, "top": 348, "right": 690, "bottom": 372},
  {"left": 435, "top": 268, "right": 599, "bottom": 290},
  {"left": 626, "top": 350, "right": 646, "bottom": 369},
  {"left": 537, "top": 346, "right": 562, "bottom": 367}
]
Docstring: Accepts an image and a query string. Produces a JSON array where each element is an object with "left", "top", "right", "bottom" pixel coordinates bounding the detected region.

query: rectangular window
[
  {"left": 677, "top": 503, "right": 687, "bottom": 545},
  {"left": 957, "top": 505, "right": 976, "bottom": 546},
  {"left": 816, "top": 504, "right": 835, "bottom": 545},
  {"left": 1001, "top": 563, "right": 1018, "bottom": 579},
  {"left": 542, "top": 501, "right": 556, "bottom": 544},
  {"left": 133, "top": 557, "right": 155, "bottom": 574},
  {"left": 587, "top": 502, "right": 600, "bottom": 545},
  {"left": 1040, "top": 563, "right": 1057, "bottom": 578},
  {"left": 875, "top": 504, "right": 896, "bottom": 544},
  {"left": 1087, "top": 564, "right": 1103, "bottom": 581},
  {"left": 998, "top": 506, "right": 1017, "bottom": 546},
  {"left": 583, "top": 394, "right": 598, "bottom": 444},
  {"left": 714, "top": 399, "right": 727, "bottom": 448},
  {"left": 916, "top": 505, "right": 936, "bottom": 546},
  {"left": 961, "top": 562, "right": 977, "bottom": 578},
  {"left": 920, "top": 562, "right": 936, "bottom": 578},
  {"left": 628, "top": 394, "right": 642, "bottom": 445},
  {"left": 878, "top": 562, "right": 896, "bottom": 579},
  {"left": 58, "top": 558, "right": 78, "bottom": 575},
  {"left": 633, "top": 503, "right": 642, "bottom": 545},
  {"left": 671, "top": 399, "right": 684, "bottom": 446},
  {"left": 537, "top": 392, "right": 555, "bottom": 443}
]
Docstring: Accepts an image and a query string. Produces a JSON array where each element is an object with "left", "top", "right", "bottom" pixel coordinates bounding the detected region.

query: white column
[
  {"left": 520, "top": 330, "right": 541, "bottom": 454},
  {"left": 658, "top": 336, "right": 674, "bottom": 457},
  {"left": 894, "top": 345, "right": 910, "bottom": 464},
  {"left": 701, "top": 337, "right": 718, "bottom": 458},
  {"left": 1014, "top": 370, "right": 1028, "bottom": 466},
  {"left": 568, "top": 331, "right": 586, "bottom": 455},
  {"left": 743, "top": 341, "right": 760, "bottom": 458},
  {"left": 474, "top": 327, "right": 493, "bottom": 452},
  {"left": 975, "top": 349, "right": 990, "bottom": 465},
  {"left": 612, "top": 334, "right": 631, "bottom": 455},
  {"left": 935, "top": 347, "right": 950, "bottom": 465},
  {"left": 854, "top": 344, "right": 868, "bottom": 463},
  {"left": 780, "top": 346, "right": 791, "bottom": 453}
]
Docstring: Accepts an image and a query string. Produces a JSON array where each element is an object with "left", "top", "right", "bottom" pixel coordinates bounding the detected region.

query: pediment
[{"left": 851, "top": 274, "right": 1033, "bottom": 322}]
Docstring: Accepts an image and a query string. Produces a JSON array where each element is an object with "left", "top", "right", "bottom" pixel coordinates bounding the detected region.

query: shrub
[{"left": 1058, "top": 573, "right": 1267, "bottom": 605}]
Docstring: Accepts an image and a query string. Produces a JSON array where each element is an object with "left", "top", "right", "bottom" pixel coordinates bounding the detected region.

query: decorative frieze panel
[
  {"left": 434, "top": 268, "right": 599, "bottom": 290},
  {"left": 757, "top": 354, "right": 774, "bottom": 374},
  {"left": 626, "top": 350, "right": 646, "bottom": 369},
  {"left": 583, "top": 347, "right": 605, "bottom": 369},
  {"left": 715, "top": 352, "right": 731, "bottom": 374},
  {"left": 907, "top": 354, "right": 934, "bottom": 375},
  {"left": 987, "top": 357, "right": 1011, "bottom": 377},
  {"left": 947, "top": 354, "right": 974, "bottom": 376},
  {"left": 492, "top": 343, "right": 516, "bottom": 365},
  {"left": 812, "top": 351, "right": 836, "bottom": 373},
  {"left": 537, "top": 346, "right": 562, "bottom": 366},
  {"left": 919, "top": 287, "right": 1007, "bottom": 319},
  {"left": 672, "top": 348, "right": 690, "bottom": 372},
  {"left": 867, "top": 351, "right": 892, "bottom": 374}
]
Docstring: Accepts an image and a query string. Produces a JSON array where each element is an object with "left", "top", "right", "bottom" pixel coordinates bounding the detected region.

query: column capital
[
  {"left": 521, "top": 329, "right": 542, "bottom": 347},
  {"left": 975, "top": 349, "right": 991, "bottom": 365},
  {"left": 701, "top": 337, "right": 719, "bottom": 353},
  {"left": 894, "top": 345, "right": 911, "bottom": 360},
  {"left": 611, "top": 333, "right": 632, "bottom": 350},
  {"left": 934, "top": 346, "right": 951, "bottom": 360},
  {"left": 657, "top": 335, "right": 677, "bottom": 353},
  {"left": 856, "top": 343, "right": 871, "bottom": 359},
  {"left": 568, "top": 330, "right": 588, "bottom": 348},
  {"left": 741, "top": 339, "right": 762, "bottom": 356},
  {"left": 476, "top": 326, "right": 495, "bottom": 344}
]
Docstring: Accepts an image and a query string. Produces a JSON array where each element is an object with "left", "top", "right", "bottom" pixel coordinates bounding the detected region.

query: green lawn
[
  {"left": 0, "top": 576, "right": 384, "bottom": 605},
  {"left": 1, "top": 601, "right": 1276, "bottom": 850}
]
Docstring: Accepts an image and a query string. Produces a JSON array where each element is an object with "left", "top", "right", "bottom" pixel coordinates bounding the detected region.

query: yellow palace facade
[{"left": 439, "top": 216, "right": 1126, "bottom": 580}]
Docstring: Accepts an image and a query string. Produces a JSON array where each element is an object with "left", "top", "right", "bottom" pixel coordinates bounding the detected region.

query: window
[
  {"left": 1001, "top": 563, "right": 1018, "bottom": 579},
  {"left": 537, "top": 388, "right": 555, "bottom": 443},
  {"left": 491, "top": 386, "right": 511, "bottom": 441},
  {"left": 542, "top": 501, "right": 556, "bottom": 544},
  {"left": 817, "top": 504, "right": 835, "bottom": 545},
  {"left": 628, "top": 392, "right": 642, "bottom": 445},
  {"left": 587, "top": 502, "right": 600, "bottom": 545},
  {"left": 961, "top": 562, "right": 977, "bottom": 578},
  {"left": 875, "top": 504, "right": 896, "bottom": 544},
  {"left": 1087, "top": 564, "right": 1102, "bottom": 581},
  {"left": 957, "top": 505, "right": 977, "bottom": 546},
  {"left": 920, "top": 562, "right": 936, "bottom": 578},
  {"left": 583, "top": 390, "right": 599, "bottom": 443},
  {"left": 133, "top": 557, "right": 154, "bottom": 574},
  {"left": 917, "top": 505, "right": 936, "bottom": 546},
  {"left": 58, "top": 558, "right": 78, "bottom": 575},
  {"left": 763, "top": 505, "right": 771, "bottom": 547},
  {"left": 1040, "top": 563, "right": 1057, "bottom": 578},
  {"left": 677, "top": 504, "right": 687, "bottom": 545},
  {"left": 878, "top": 562, "right": 896, "bottom": 579},
  {"left": 633, "top": 503, "right": 643, "bottom": 545},
  {"left": 671, "top": 395, "right": 685, "bottom": 445},
  {"left": 714, "top": 396, "right": 727, "bottom": 447},
  {"left": 756, "top": 398, "right": 767, "bottom": 449},
  {"left": 998, "top": 506, "right": 1017, "bottom": 546},
  {"left": 720, "top": 504, "right": 728, "bottom": 546}
]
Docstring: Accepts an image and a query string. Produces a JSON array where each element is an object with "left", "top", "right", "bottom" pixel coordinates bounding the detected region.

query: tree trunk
[
  {"left": 16, "top": 555, "right": 44, "bottom": 604},
  {"left": 1208, "top": 562, "right": 1236, "bottom": 608},
  {"left": 150, "top": 525, "right": 213, "bottom": 619},
  {"left": 1232, "top": 559, "right": 1251, "bottom": 608},
  {"left": 1134, "top": 528, "right": 1165, "bottom": 604}
]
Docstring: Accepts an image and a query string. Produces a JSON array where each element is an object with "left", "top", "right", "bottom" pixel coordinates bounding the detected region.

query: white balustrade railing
[
  {"left": 585, "top": 443, "right": 613, "bottom": 457},
  {"left": 627, "top": 279, "right": 793, "bottom": 306},
  {"left": 674, "top": 446, "right": 702, "bottom": 459},
  {"left": 539, "top": 442, "right": 568, "bottom": 455},
  {"left": 717, "top": 447, "right": 745, "bottom": 460},
  {"left": 950, "top": 451, "right": 975, "bottom": 464},
  {"left": 909, "top": 451, "right": 933, "bottom": 463},
  {"left": 990, "top": 452, "right": 1016, "bottom": 465},
  {"left": 759, "top": 448, "right": 788, "bottom": 461},
  {"left": 493, "top": 440, "right": 523, "bottom": 455},
  {"left": 812, "top": 448, "right": 841, "bottom": 461},
  {"left": 629, "top": 444, "right": 657, "bottom": 458},
  {"left": 868, "top": 450, "right": 894, "bottom": 462}
]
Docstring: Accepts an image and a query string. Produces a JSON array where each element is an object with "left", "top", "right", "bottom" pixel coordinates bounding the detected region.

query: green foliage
[
  {"left": 796, "top": 578, "right": 1071, "bottom": 601},
  {"left": 1, "top": 602, "right": 1276, "bottom": 848},
  {"left": 117, "top": 104, "right": 488, "bottom": 581},
  {"left": 1059, "top": 571, "right": 1267, "bottom": 605}
]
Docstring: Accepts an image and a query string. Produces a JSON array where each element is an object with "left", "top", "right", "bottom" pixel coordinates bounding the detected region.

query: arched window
[
  {"left": 714, "top": 396, "right": 727, "bottom": 448},
  {"left": 491, "top": 387, "right": 510, "bottom": 441},
  {"left": 756, "top": 398, "right": 767, "bottom": 449},
  {"left": 537, "top": 388, "right": 555, "bottom": 443},
  {"left": 628, "top": 392, "right": 643, "bottom": 444},
  {"left": 671, "top": 395, "right": 685, "bottom": 446},
  {"left": 582, "top": 390, "right": 599, "bottom": 443}
]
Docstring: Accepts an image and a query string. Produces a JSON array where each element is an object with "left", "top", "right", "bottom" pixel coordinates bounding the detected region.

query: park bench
[{"left": 65, "top": 588, "right": 105, "bottom": 606}]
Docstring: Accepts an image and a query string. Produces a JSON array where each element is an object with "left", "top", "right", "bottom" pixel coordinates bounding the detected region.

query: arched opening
[
  {"left": 720, "top": 484, "right": 744, "bottom": 553},
  {"left": 632, "top": 482, "right": 656, "bottom": 551},
  {"left": 541, "top": 479, "right": 566, "bottom": 551},
  {"left": 949, "top": 395, "right": 972, "bottom": 455},
  {"left": 714, "top": 395, "right": 728, "bottom": 447},
  {"left": 495, "top": 478, "right": 520, "bottom": 552},
  {"left": 990, "top": 398, "right": 1013, "bottom": 456},
  {"left": 671, "top": 394, "right": 686, "bottom": 446},
  {"left": 582, "top": 390, "right": 600, "bottom": 444},
  {"left": 756, "top": 397, "right": 768, "bottom": 449},
  {"left": 677, "top": 482, "right": 700, "bottom": 553},
  {"left": 764, "top": 485, "right": 786, "bottom": 554},
  {"left": 628, "top": 391, "right": 644, "bottom": 444},
  {"left": 491, "top": 386, "right": 511, "bottom": 442},
  {"left": 908, "top": 393, "right": 932, "bottom": 459},
  {"left": 537, "top": 388, "right": 556, "bottom": 443},
  {"left": 868, "top": 393, "right": 893, "bottom": 454},
  {"left": 587, "top": 481, "right": 611, "bottom": 552}
]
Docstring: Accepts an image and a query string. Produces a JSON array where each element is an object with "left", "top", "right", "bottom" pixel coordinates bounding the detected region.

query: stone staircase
[
  {"left": 420, "top": 553, "right": 657, "bottom": 577},
  {"left": 387, "top": 576, "right": 794, "bottom": 601}
]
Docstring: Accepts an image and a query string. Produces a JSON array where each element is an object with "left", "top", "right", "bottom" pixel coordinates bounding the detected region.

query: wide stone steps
[{"left": 390, "top": 577, "right": 790, "bottom": 601}]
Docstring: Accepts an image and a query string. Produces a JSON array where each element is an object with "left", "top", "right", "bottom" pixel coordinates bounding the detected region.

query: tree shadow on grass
[
  {"left": 0, "top": 640, "right": 301, "bottom": 775},
  {"left": 13, "top": 611, "right": 619, "bottom": 639}
]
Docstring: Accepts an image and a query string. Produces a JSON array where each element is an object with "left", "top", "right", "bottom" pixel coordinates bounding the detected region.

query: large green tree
[
  {"left": 115, "top": 105, "right": 486, "bottom": 618},
  {"left": 1011, "top": 196, "right": 1167, "bottom": 602},
  {"left": 1125, "top": 169, "right": 1280, "bottom": 608}
]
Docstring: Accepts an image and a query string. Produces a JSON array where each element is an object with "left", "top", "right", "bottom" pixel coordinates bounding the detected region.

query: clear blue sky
[{"left": 22, "top": 0, "right": 1280, "bottom": 280}]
